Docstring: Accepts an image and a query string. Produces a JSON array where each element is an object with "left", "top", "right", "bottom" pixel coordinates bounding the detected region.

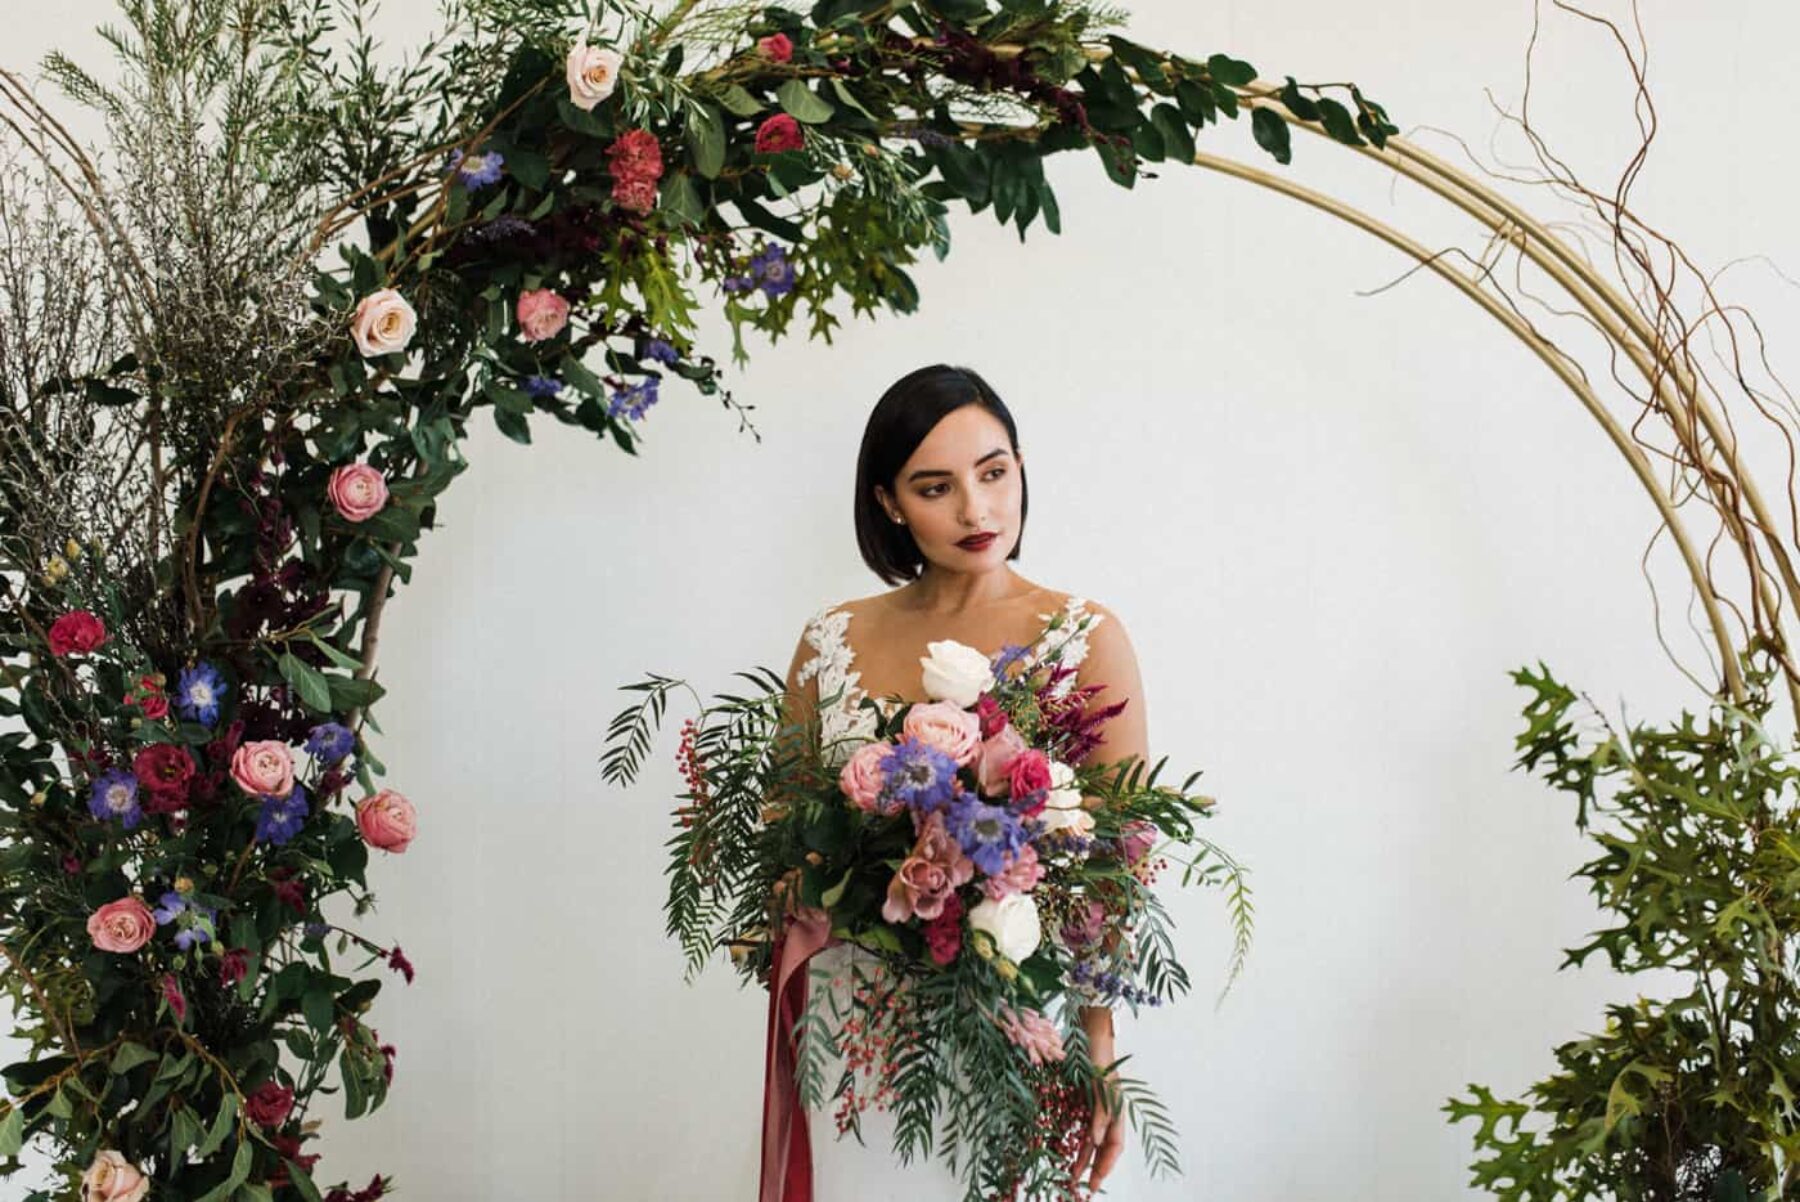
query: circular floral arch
[{"left": 2, "top": 1, "right": 1797, "bottom": 1199}]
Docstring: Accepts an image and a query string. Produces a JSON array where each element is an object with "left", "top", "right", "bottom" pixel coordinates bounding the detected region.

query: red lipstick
[{"left": 957, "top": 532, "right": 998, "bottom": 550}]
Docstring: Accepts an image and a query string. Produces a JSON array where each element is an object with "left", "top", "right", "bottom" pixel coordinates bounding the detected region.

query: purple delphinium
[
  {"left": 521, "top": 374, "right": 563, "bottom": 398},
  {"left": 446, "top": 148, "right": 506, "bottom": 189},
  {"left": 176, "top": 661, "right": 226, "bottom": 727},
  {"left": 303, "top": 721, "right": 355, "bottom": 765},
  {"left": 607, "top": 376, "right": 660, "bottom": 421},
  {"left": 945, "top": 792, "right": 1027, "bottom": 875},
  {"left": 87, "top": 769, "right": 142, "bottom": 830},
  {"left": 255, "top": 784, "right": 310, "bottom": 846},
  {"left": 642, "top": 336, "right": 679, "bottom": 366},
  {"left": 878, "top": 738, "right": 959, "bottom": 815},
  {"left": 154, "top": 891, "right": 218, "bottom": 951},
  {"left": 751, "top": 243, "right": 795, "bottom": 297}
]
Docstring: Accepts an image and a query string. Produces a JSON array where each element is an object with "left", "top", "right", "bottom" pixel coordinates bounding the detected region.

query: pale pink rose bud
[
  {"left": 356, "top": 788, "right": 417, "bottom": 853},
  {"left": 82, "top": 1149, "right": 151, "bottom": 1202},
  {"left": 839, "top": 740, "right": 898, "bottom": 814},
  {"left": 349, "top": 288, "right": 416, "bottom": 358},
  {"left": 231, "top": 740, "right": 296, "bottom": 799},
  {"left": 328, "top": 463, "right": 389, "bottom": 523},
  {"left": 566, "top": 42, "right": 624, "bottom": 111},
  {"left": 516, "top": 288, "right": 572, "bottom": 342},
  {"left": 87, "top": 896, "right": 157, "bottom": 954},
  {"left": 901, "top": 700, "right": 983, "bottom": 768}
]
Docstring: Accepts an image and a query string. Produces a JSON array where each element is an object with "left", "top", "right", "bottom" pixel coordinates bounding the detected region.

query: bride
[{"left": 772, "top": 363, "right": 1149, "bottom": 1199}]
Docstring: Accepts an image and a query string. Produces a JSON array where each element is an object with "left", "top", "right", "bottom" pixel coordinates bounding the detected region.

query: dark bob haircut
[{"left": 854, "top": 363, "right": 1028, "bottom": 586}]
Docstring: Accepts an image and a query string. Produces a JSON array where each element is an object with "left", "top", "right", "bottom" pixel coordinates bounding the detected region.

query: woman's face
[{"left": 877, "top": 404, "right": 1024, "bottom": 570}]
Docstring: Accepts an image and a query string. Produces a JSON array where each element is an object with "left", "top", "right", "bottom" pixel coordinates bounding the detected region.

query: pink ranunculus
[
  {"left": 880, "top": 810, "right": 973, "bottom": 924},
  {"left": 81, "top": 1149, "right": 150, "bottom": 1202},
  {"left": 839, "top": 740, "right": 896, "bottom": 814},
  {"left": 328, "top": 463, "right": 389, "bottom": 523},
  {"left": 231, "top": 740, "right": 295, "bottom": 800},
  {"left": 1006, "top": 747, "right": 1052, "bottom": 805},
  {"left": 995, "top": 1004, "right": 1066, "bottom": 1067},
  {"left": 979, "top": 843, "right": 1045, "bottom": 901},
  {"left": 901, "top": 701, "right": 983, "bottom": 768},
  {"left": 246, "top": 1079, "right": 296, "bottom": 1128},
  {"left": 356, "top": 788, "right": 416, "bottom": 853},
  {"left": 48, "top": 610, "right": 107, "bottom": 656},
  {"left": 348, "top": 288, "right": 416, "bottom": 358},
  {"left": 516, "top": 288, "right": 571, "bottom": 342},
  {"left": 756, "top": 32, "right": 794, "bottom": 62},
  {"left": 754, "top": 112, "right": 804, "bottom": 155},
  {"left": 87, "top": 896, "right": 156, "bottom": 954},
  {"left": 975, "top": 724, "right": 1028, "bottom": 797}
]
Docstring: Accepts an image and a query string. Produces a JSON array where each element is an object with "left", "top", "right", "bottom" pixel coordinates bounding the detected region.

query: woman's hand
[{"left": 1071, "top": 1008, "right": 1127, "bottom": 1193}]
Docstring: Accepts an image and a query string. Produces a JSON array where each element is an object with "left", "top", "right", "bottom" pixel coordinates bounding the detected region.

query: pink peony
[
  {"left": 87, "top": 896, "right": 156, "bottom": 953},
  {"left": 348, "top": 288, "right": 416, "bottom": 358},
  {"left": 231, "top": 740, "right": 295, "bottom": 800},
  {"left": 995, "top": 1004, "right": 1066, "bottom": 1067},
  {"left": 975, "top": 724, "right": 1028, "bottom": 797},
  {"left": 979, "top": 843, "right": 1045, "bottom": 901},
  {"left": 516, "top": 288, "right": 571, "bottom": 342},
  {"left": 901, "top": 701, "right": 983, "bottom": 768},
  {"left": 754, "top": 113, "right": 804, "bottom": 155},
  {"left": 81, "top": 1149, "right": 150, "bottom": 1202},
  {"left": 356, "top": 788, "right": 416, "bottom": 853},
  {"left": 48, "top": 610, "right": 107, "bottom": 656},
  {"left": 881, "top": 810, "right": 973, "bottom": 924},
  {"left": 328, "top": 463, "right": 389, "bottom": 523},
  {"left": 247, "top": 1079, "right": 296, "bottom": 1128},
  {"left": 838, "top": 740, "right": 899, "bottom": 814},
  {"left": 756, "top": 33, "right": 794, "bottom": 62}
]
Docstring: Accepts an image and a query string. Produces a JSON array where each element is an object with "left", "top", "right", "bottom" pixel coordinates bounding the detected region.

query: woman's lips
[{"left": 957, "top": 532, "right": 998, "bottom": 550}]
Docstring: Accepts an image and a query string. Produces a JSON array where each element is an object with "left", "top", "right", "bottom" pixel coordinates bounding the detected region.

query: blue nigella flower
[
  {"left": 175, "top": 662, "right": 226, "bottom": 727},
  {"left": 751, "top": 243, "right": 795, "bottom": 297},
  {"left": 945, "top": 792, "right": 1027, "bottom": 875},
  {"left": 643, "top": 336, "right": 679, "bottom": 366},
  {"left": 522, "top": 374, "right": 563, "bottom": 398},
  {"left": 607, "top": 376, "right": 660, "bottom": 422},
  {"left": 878, "top": 738, "right": 960, "bottom": 815},
  {"left": 304, "top": 721, "right": 355, "bottom": 765},
  {"left": 446, "top": 147, "right": 506, "bottom": 189},
  {"left": 87, "top": 769, "right": 142, "bottom": 830},
  {"left": 255, "top": 784, "right": 310, "bottom": 847},
  {"left": 154, "top": 891, "right": 218, "bottom": 951}
]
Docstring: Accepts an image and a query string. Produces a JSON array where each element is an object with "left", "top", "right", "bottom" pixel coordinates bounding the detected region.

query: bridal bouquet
[{"left": 605, "top": 608, "right": 1252, "bottom": 1201}]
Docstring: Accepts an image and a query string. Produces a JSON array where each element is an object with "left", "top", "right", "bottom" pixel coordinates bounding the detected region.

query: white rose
[
  {"left": 968, "top": 891, "right": 1042, "bottom": 963},
  {"left": 919, "top": 639, "right": 992, "bottom": 708},
  {"left": 1036, "top": 759, "right": 1095, "bottom": 839},
  {"left": 566, "top": 42, "right": 624, "bottom": 111},
  {"left": 348, "top": 288, "right": 416, "bottom": 358},
  {"left": 82, "top": 1149, "right": 150, "bottom": 1202}
]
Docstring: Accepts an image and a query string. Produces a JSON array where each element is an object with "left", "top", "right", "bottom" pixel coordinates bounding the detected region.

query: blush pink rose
[
  {"left": 975, "top": 724, "right": 1028, "bottom": 797},
  {"left": 328, "top": 463, "right": 389, "bottom": 523},
  {"left": 979, "top": 843, "right": 1045, "bottom": 901},
  {"left": 565, "top": 41, "right": 623, "bottom": 111},
  {"left": 48, "top": 610, "right": 107, "bottom": 656},
  {"left": 901, "top": 701, "right": 982, "bottom": 768},
  {"left": 881, "top": 810, "right": 973, "bottom": 924},
  {"left": 231, "top": 740, "right": 295, "bottom": 799},
  {"left": 839, "top": 740, "right": 899, "bottom": 815},
  {"left": 516, "top": 288, "right": 571, "bottom": 342},
  {"left": 348, "top": 288, "right": 416, "bottom": 358},
  {"left": 356, "top": 788, "right": 416, "bottom": 853},
  {"left": 87, "top": 896, "right": 156, "bottom": 953},
  {"left": 81, "top": 1149, "right": 150, "bottom": 1202}
]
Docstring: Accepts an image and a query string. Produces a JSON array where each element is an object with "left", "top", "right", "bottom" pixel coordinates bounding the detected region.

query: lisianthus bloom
[
  {"left": 754, "top": 112, "right": 804, "bottom": 154},
  {"left": 176, "top": 661, "right": 227, "bottom": 726},
  {"left": 87, "top": 769, "right": 142, "bottom": 830},
  {"left": 47, "top": 610, "right": 106, "bottom": 656},
  {"left": 133, "top": 743, "right": 195, "bottom": 814}
]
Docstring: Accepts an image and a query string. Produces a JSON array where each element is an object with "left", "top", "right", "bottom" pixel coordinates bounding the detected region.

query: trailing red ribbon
[{"left": 759, "top": 903, "right": 836, "bottom": 1202}]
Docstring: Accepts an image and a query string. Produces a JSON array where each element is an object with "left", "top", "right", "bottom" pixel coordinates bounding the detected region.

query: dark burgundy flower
[
  {"left": 246, "top": 1079, "right": 295, "bottom": 1127},
  {"left": 268, "top": 867, "right": 307, "bottom": 915},
  {"left": 219, "top": 947, "right": 250, "bottom": 988},
  {"left": 133, "top": 744, "right": 195, "bottom": 812},
  {"left": 386, "top": 945, "right": 415, "bottom": 985}
]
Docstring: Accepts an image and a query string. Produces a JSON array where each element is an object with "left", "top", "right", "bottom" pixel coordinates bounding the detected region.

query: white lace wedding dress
[{"left": 789, "top": 594, "right": 1105, "bottom": 1201}]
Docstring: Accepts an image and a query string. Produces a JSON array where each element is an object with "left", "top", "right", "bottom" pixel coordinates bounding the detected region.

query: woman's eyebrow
[{"left": 905, "top": 447, "right": 1009, "bottom": 483}]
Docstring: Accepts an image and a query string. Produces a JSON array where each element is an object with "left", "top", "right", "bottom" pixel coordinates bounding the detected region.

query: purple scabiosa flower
[
  {"left": 522, "top": 374, "right": 563, "bottom": 398},
  {"left": 607, "top": 376, "right": 660, "bottom": 421},
  {"left": 255, "top": 784, "right": 310, "bottom": 846},
  {"left": 642, "top": 336, "right": 679, "bottom": 366},
  {"left": 751, "top": 243, "right": 795, "bottom": 297},
  {"left": 176, "top": 661, "right": 226, "bottom": 727},
  {"left": 88, "top": 769, "right": 142, "bottom": 830},
  {"left": 303, "top": 721, "right": 355, "bottom": 765},
  {"left": 945, "top": 792, "right": 1027, "bottom": 875},
  {"left": 447, "top": 148, "right": 506, "bottom": 189},
  {"left": 878, "top": 737, "right": 959, "bottom": 815}
]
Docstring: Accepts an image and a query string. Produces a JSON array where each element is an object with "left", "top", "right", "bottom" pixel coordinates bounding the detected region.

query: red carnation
[
  {"left": 756, "top": 32, "right": 793, "bottom": 63},
  {"left": 246, "top": 1079, "right": 296, "bottom": 1128},
  {"left": 754, "top": 113, "right": 804, "bottom": 155},
  {"left": 133, "top": 743, "right": 196, "bottom": 813},
  {"left": 47, "top": 610, "right": 106, "bottom": 656},
  {"left": 923, "top": 892, "right": 965, "bottom": 966},
  {"left": 605, "top": 128, "right": 663, "bottom": 214}
]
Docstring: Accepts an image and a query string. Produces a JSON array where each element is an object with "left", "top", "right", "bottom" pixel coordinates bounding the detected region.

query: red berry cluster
[
  {"left": 831, "top": 974, "right": 914, "bottom": 1135},
  {"left": 674, "top": 717, "right": 717, "bottom": 885},
  {"left": 990, "top": 1074, "right": 1094, "bottom": 1202}
]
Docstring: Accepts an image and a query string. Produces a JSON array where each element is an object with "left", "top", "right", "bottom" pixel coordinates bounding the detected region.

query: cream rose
[
  {"left": 82, "top": 1149, "right": 150, "bottom": 1202},
  {"left": 566, "top": 42, "right": 624, "bottom": 111},
  {"left": 1035, "top": 759, "right": 1095, "bottom": 839},
  {"left": 918, "top": 638, "right": 992, "bottom": 709},
  {"left": 349, "top": 288, "right": 416, "bottom": 358},
  {"left": 230, "top": 740, "right": 296, "bottom": 799},
  {"left": 900, "top": 700, "right": 983, "bottom": 767},
  {"left": 967, "top": 892, "right": 1042, "bottom": 963}
]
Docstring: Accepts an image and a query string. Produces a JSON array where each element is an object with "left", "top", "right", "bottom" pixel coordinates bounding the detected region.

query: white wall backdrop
[{"left": 7, "top": 1, "right": 1800, "bottom": 1199}]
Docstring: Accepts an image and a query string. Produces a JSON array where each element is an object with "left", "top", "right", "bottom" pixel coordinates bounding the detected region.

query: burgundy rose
[
  {"left": 246, "top": 1080, "right": 295, "bottom": 1128},
  {"left": 754, "top": 113, "right": 803, "bottom": 154}
]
